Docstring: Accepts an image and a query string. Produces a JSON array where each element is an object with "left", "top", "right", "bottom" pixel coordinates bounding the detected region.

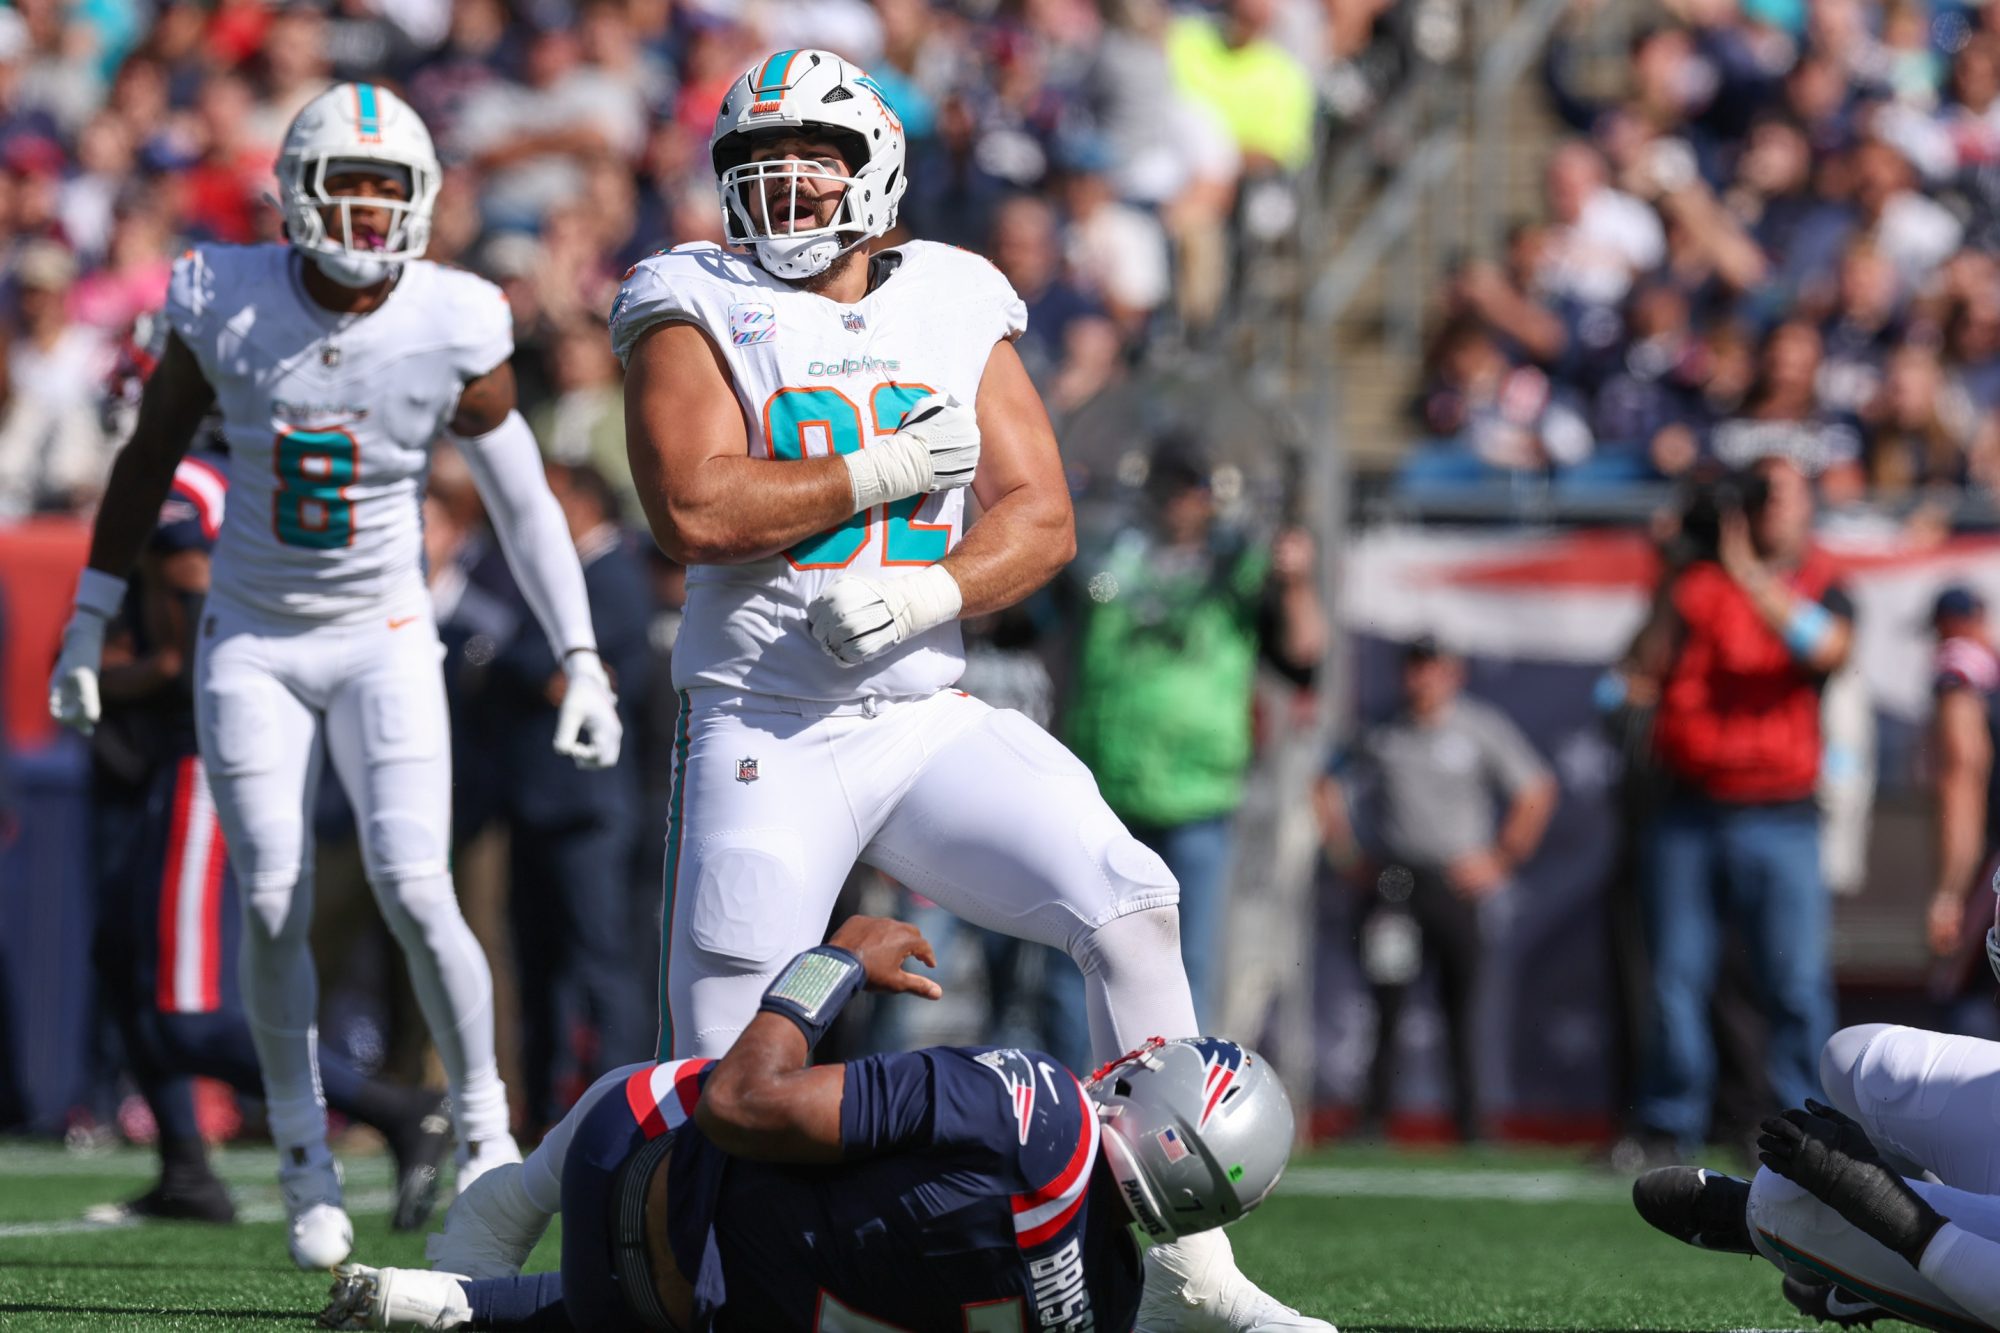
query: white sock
[
  {"left": 520, "top": 1063, "right": 650, "bottom": 1215},
  {"left": 239, "top": 878, "right": 328, "bottom": 1153},
  {"left": 1075, "top": 906, "right": 1200, "bottom": 1060},
  {"left": 370, "top": 871, "right": 509, "bottom": 1143},
  {"left": 1147, "top": 1229, "right": 1235, "bottom": 1295}
]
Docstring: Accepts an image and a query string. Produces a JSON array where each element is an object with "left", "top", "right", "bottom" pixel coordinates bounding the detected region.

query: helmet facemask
[
  {"left": 715, "top": 124, "right": 894, "bottom": 281},
  {"left": 281, "top": 152, "right": 438, "bottom": 288}
]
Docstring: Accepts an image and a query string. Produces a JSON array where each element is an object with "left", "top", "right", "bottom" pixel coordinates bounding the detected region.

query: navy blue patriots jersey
[
  {"left": 649, "top": 1048, "right": 1142, "bottom": 1332},
  {"left": 100, "top": 451, "right": 228, "bottom": 772}
]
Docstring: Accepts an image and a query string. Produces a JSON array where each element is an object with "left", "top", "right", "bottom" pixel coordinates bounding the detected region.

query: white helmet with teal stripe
[
  {"left": 277, "top": 82, "right": 441, "bottom": 289},
  {"left": 710, "top": 48, "right": 908, "bottom": 281}
]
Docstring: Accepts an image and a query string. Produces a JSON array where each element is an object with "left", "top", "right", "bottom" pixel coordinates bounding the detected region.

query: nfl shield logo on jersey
[
  {"left": 841, "top": 310, "right": 865, "bottom": 333},
  {"left": 735, "top": 757, "right": 759, "bottom": 784},
  {"left": 728, "top": 302, "right": 776, "bottom": 347}
]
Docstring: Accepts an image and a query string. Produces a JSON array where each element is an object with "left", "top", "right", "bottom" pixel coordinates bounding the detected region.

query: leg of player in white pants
[
  {"left": 1737, "top": 1024, "right": 2000, "bottom": 1331},
  {"left": 1818, "top": 1024, "right": 2000, "bottom": 1193},
  {"left": 1748, "top": 1169, "right": 1999, "bottom": 1331},
  {"left": 198, "top": 612, "right": 352, "bottom": 1267},
  {"left": 861, "top": 702, "right": 1193, "bottom": 1059},
  {"left": 200, "top": 603, "right": 513, "bottom": 1268},
  {"left": 428, "top": 1061, "right": 653, "bottom": 1280},
  {"left": 320, "top": 611, "right": 512, "bottom": 1173},
  {"left": 655, "top": 690, "right": 867, "bottom": 1059}
]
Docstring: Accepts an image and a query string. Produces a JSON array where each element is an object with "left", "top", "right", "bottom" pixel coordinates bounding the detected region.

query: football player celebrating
[
  {"left": 48, "top": 83, "right": 622, "bottom": 1271},
  {"left": 611, "top": 49, "right": 1321, "bottom": 1330},
  {"left": 320, "top": 916, "right": 1310, "bottom": 1332}
]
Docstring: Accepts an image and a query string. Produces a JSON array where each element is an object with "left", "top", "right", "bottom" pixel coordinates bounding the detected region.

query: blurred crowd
[
  {"left": 0, "top": 0, "right": 1417, "bottom": 521},
  {"left": 0, "top": 0, "right": 1385, "bottom": 1140},
  {"left": 1410, "top": 0, "right": 2000, "bottom": 507}
]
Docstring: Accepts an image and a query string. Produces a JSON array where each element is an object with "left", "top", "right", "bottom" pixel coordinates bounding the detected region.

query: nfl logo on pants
[{"left": 735, "top": 757, "right": 759, "bottom": 784}]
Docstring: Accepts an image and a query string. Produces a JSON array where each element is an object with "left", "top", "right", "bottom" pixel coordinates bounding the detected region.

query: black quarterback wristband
[{"left": 759, "top": 947, "right": 865, "bottom": 1052}]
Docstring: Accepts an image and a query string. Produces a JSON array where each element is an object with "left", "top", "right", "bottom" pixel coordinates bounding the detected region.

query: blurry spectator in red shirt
[{"left": 176, "top": 71, "right": 264, "bottom": 244}]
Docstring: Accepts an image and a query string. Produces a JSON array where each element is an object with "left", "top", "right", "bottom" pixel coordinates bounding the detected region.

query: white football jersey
[
  {"left": 164, "top": 244, "right": 511, "bottom": 622},
  {"left": 611, "top": 240, "right": 1027, "bottom": 701}
]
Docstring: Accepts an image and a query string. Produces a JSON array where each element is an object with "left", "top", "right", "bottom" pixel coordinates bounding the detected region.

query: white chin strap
[
  {"left": 312, "top": 250, "right": 400, "bottom": 289},
  {"left": 753, "top": 231, "right": 849, "bottom": 281}
]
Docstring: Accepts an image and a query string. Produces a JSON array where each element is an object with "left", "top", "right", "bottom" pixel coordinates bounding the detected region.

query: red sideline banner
[
  {"left": 1343, "top": 523, "right": 2000, "bottom": 723},
  {"left": 0, "top": 518, "right": 89, "bottom": 751}
]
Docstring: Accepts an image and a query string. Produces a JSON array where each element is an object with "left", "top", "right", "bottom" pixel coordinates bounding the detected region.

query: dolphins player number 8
[
  {"left": 272, "top": 427, "right": 358, "bottom": 548},
  {"left": 764, "top": 382, "right": 954, "bottom": 570}
]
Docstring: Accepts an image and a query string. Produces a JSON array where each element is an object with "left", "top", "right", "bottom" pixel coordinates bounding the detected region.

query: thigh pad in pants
[{"left": 868, "top": 708, "right": 1180, "bottom": 951}]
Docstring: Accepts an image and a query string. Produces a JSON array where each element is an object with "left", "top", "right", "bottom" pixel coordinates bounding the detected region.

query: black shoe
[
  {"left": 1782, "top": 1274, "right": 1884, "bottom": 1327},
  {"left": 388, "top": 1093, "right": 453, "bottom": 1233},
  {"left": 1633, "top": 1166, "right": 1755, "bottom": 1254},
  {"left": 97, "top": 1173, "right": 237, "bottom": 1225}
]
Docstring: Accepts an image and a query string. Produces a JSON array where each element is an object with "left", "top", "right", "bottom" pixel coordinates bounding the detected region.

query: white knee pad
[
  {"left": 362, "top": 808, "right": 450, "bottom": 886},
  {"left": 1820, "top": 1023, "right": 1896, "bottom": 1122},
  {"left": 1072, "top": 904, "right": 1183, "bottom": 976}
]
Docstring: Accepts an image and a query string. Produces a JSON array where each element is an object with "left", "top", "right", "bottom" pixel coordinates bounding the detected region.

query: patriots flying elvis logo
[
  {"left": 1187, "top": 1038, "right": 1244, "bottom": 1129},
  {"left": 973, "top": 1048, "right": 1039, "bottom": 1145}
]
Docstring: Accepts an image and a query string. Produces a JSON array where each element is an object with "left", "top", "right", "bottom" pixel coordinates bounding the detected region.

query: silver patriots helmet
[{"left": 1084, "top": 1037, "right": 1295, "bottom": 1241}]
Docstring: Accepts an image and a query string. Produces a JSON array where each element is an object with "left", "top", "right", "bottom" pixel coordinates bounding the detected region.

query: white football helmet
[
  {"left": 1085, "top": 1037, "right": 1295, "bottom": 1242},
  {"left": 277, "top": 82, "right": 440, "bottom": 289},
  {"left": 710, "top": 49, "right": 908, "bottom": 281}
]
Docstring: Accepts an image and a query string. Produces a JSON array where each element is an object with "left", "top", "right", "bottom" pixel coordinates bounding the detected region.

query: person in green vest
[{"left": 1062, "top": 435, "right": 1324, "bottom": 1028}]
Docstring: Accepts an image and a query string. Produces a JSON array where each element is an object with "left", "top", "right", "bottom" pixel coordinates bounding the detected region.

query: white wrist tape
[
  {"left": 886, "top": 564, "right": 964, "bottom": 639},
  {"left": 74, "top": 568, "right": 128, "bottom": 620},
  {"left": 842, "top": 434, "right": 932, "bottom": 513}
]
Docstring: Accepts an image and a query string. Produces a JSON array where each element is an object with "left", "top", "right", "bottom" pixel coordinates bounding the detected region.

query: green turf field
[{"left": 0, "top": 1141, "right": 1817, "bottom": 1331}]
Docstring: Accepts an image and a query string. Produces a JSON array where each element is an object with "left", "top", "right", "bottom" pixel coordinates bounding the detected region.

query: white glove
[
  {"left": 554, "top": 651, "right": 623, "bottom": 770},
  {"left": 841, "top": 394, "right": 981, "bottom": 512},
  {"left": 48, "top": 569, "right": 128, "bottom": 736},
  {"left": 807, "top": 565, "right": 963, "bottom": 666}
]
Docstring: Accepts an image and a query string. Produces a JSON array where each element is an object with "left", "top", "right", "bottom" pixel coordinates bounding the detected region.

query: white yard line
[
  {"left": 0, "top": 1188, "right": 395, "bottom": 1240},
  {"left": 1277, "top": 1166, "right": 1629, "bottom": 1204},
  {"left": 0, "top": 1144, "right": 395, "bottom": 1183}
]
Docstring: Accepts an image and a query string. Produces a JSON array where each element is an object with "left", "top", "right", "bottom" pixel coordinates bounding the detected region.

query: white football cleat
[
  {"left": 1137, "top": 1232, "right": 1337, "bottom": 1333},
  {"left": 424, "top": 1161, "right": 549, "bottom": 1280},
  {"left": 281, "top": 1150, "right": 354, "bottom": 1271},
  {"left": 319, "top": 1264, "right": 472, "bottom": 1331},
  {"left": 452, "top": 1132, "right": 522, "bottom": 1196}
]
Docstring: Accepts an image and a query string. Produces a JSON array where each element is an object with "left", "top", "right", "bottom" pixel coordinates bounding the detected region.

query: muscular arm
[
  {"left": 692, "top": 1015, "right": 849, "bottom": 1164},
  {"left": 98, "top": 549, "right": 209, "bottom": 704},
  {"left": 695, "top": 917, "right": 941, "bottom": 1164},
  {"left": 85, "top": 333, "right": 216, "bottom": 578},
  {"left": 448, "top": 363, "right": 600, "bottom": 661},
  {"left": 942, "top": 339, "right": 1075, "bottom": 618},
  {"left": 623, "top": 321, "right": 855, "bottom": 565}
]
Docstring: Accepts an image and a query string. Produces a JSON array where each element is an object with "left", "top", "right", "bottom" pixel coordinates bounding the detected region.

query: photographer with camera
[{"left": 1609, "top": 456, "right": 1852, "bottom": 1161}]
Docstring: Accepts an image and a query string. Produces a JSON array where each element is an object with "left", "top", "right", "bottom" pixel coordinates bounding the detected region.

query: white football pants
[
  {"left": 656, "top": 687, "right": 1195, "bottom": 1061},
  {"left": 1747, "top": 1024, "right": 2000, "bottom": 1331},
  {"left": 194, "top": 592, "right": 507, "bottom": 1155}
]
